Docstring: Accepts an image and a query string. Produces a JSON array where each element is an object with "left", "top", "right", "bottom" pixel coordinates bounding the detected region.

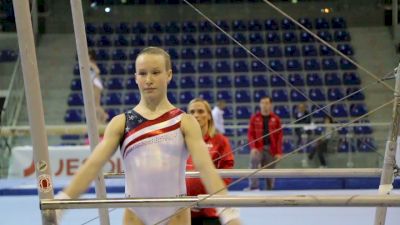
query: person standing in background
[
  {"left": 212, "top": 100, "right": 226, "bottom": 134},
  {"left": 294, "top": 102, "right": 311, "bottom": 148}
]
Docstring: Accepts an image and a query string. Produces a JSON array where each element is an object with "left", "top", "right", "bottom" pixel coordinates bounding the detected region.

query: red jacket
[
  {"left": 186, "top": 133, "right": 234, "bottom": 218},
  {"left": 247, "top": 112, "right": 283, "bottom": 156}
]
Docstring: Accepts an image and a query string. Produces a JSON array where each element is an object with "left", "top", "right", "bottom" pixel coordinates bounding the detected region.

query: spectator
[
  {"left": 294, "top": 102, "right": 312, "bottom": 147},
  {"left": 308, "top": 115, "right": 335, "bottom": 168},
  {"left": 212, "top": 100, "right": 226, "bottom": 134},
  {"left": 246, "top": 96, "right": 283, "bottom": 190}
]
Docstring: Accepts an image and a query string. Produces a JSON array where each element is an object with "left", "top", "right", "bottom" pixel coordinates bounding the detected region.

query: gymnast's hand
[{"left": 54, "top": 191, "right": 71, "bottom": 224}]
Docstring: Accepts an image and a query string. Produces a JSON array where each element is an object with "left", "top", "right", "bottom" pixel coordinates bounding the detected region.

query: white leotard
[{"left": 120, "top": 108, "right": 188, "bottom": 225}]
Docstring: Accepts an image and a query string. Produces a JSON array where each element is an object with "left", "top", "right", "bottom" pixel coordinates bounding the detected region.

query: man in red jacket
[{"left": 247, "top": 96, "right": 283, "bottom": 190}]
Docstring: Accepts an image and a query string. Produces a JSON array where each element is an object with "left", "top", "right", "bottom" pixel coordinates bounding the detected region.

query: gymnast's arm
[
  {"left": 181, "top": 114, "right": 241, "bottom": 225},
  {"left": 62, "top": 114, "right": 125, "bottom": 198}
]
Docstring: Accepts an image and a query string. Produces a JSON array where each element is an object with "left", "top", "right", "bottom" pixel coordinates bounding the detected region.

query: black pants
[
  {"left": 192, "top": 217, "right": 221, "bottom": 225},
  {"left": 309, "top": 140, "right": 327, "bottom": 166}
]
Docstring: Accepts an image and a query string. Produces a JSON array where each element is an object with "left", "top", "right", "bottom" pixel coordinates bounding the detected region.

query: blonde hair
[
  {"left": 188, "top": 98, "right": 216, "bottom": 137},
  {"left": 136, "top": 46, "right": 172, "bottom": 71}
]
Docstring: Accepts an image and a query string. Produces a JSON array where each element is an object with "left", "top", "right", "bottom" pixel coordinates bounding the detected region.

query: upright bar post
[
  {"left": 374, "top": 62, "right": 400, "bottom": 225},
  {"left": 11, "top": 0, "right": 56, "bottom": 224},
  {"left": 69, "top": 1, "right": 110, "bottom": 225}
]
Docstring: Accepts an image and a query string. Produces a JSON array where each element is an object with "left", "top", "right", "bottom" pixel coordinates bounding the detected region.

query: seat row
[
  {"left": 89, "top": 30, "right": 351, "bottom": 47},
  {"left": 85, "top": 17, "right": 347, "bottom": 34},
  {"left": 0, "top": 49, "right": 18, "bottom": 62}
]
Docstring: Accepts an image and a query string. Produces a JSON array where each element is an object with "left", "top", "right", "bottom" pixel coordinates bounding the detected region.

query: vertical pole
[
  {"left": 11, "top": 0, "right": 56, "bottom": 224},
  {"left": 69, "top": 1, "right": 110, "bottom": 225},
  {"left": 392, "top": 0, "right": 399, "bottom": 40},
  {"left": 346, "top": 132, "right": 354, "bottom": 168},
  {"left": 301, "top": 133, "right": 309, "bottom": 167},
  {"left": 374, "top": 62, "right": 400, "bottom": 225},
  {"left": 31, "top": 0, "right": 39, "bottom": 42}
]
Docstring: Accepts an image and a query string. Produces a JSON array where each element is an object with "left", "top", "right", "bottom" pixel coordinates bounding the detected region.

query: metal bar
[
  {"left": 41, "top": 195, "right": 400, "bottom": 210},
  {"left": 11, "top": 1, "right": 56, "bottom": 225},
  {"left": 374, "top": 61, "right": 400, "bottom": 225},
  {"left": 69, "top": 1, "right": 110, "bottom": 225},
  {"left": 104, "top": 168, "right": 384, "bottom": 179}
]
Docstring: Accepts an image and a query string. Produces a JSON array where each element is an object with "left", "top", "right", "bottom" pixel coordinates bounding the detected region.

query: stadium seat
[
  {"left": 322, "top": 58, "right": 338, "bottom": 70},
  {"left": 216, "top": 75, "right": 232, "bottom": 88},
  {"left": 300, "top": 31, "right": 315, "bottom": 42},
  {"left": 166, "top": 48, "right": 179, "bottom": 59},
  {"left": 306, "top": 73, "right": 323, "bottom": 86},
  {"left": 180, "top": 76, "right": 196, "bottom": 88},
  {"left": 86, "top": 36, "right": 95, "bottom": 47},
  {"left": 331, "top": 17, "right": 347, "bottom": 29},
  {"left": 215, "top": 47, "right": 231, "bottom": 58},
  {"left": 105, "top": 77, "right": 124, "bottom": 90},
  {"left": 315, "top": 17, "right": 330, "bottom": 29},
  {"left": 105, "top": 92, "right": 122, "bottom": 105},
  {"left": 290, "top": 89, "right": 307, "bottom": 102},
  {"left": 198, "top": 61, "right": 213, "bottom": 73},
  {"left": 252, "top": 74, "right": 268, "bottom": 87},
  {"left": 124, "top": 92, "right": 140, "bottom": 105},
  {"left": 85, "top": 23, "right": 97, "bottom": 34},
  {"left": 234, "top": 75, "right": 250, "bottom": 88},
  {"left": 330, "top": 104, "right": 348, "bottom": 117},
  {"left": 128, "top": 49, "right": 140, "bottom": 60},
  {"left": 302, "top": 45, "right": 318, "bottom": 56},
  {"left": 281, "top": 18, "right": 296, "bottom": 30},
  {"left": 319, "top": 45, "right": 334, "bottom": 56},
  {"left": 232, "top": 20, "right": 247, "bottom": 31},
  {"left": 327, "top": 87, "right": 345, "bottom": 101},
  {"left": 267, "top": 45, "right": 283, "bottom": 57},
  {"left": 97, "top": 63, "right": 108, "bottom": 75},
  {"left": 270, "top": 74, "right": 286, "bottom": 87},
  {"left": 64, "top": 109, "right": 83, "bottom": 123},
  {"left": 264, "top": 18, "right": 279, "bottom": 30},
  {"left": 179, "top": 91, "right": 195, "bottom": 104},
  {"left": 97, "top": 35, "right": 112, "bottom": 47},
  {"left": 337, "top": 43, "right": 354, "bottom": 55},
  {"left": 198, "top": 91, "right": 215, "bottom": 103},
  {"left": 340, "top": 58, "right": 357, "bottom": 70},
  {"left": 199, "top": 21, "right": 214, "bottom": 32},
  {"left": 309, "top": 88, "right": 326, "bottom": 101},
  {"left": 67, "top": 93, "right": 84, "bottom": 106},
  {"left": 215, "top": 60, "right": 231, "bottom": 72},
  {"left": 164, "top": 34, "right": 180, "bottom": 46},
  {"left": 181, "top": 47, "right": 196, "bottom": 59},
  {"left": 253, "top": 89, "right": 269, "bottom": 102},
  {"left": 216, "top": 20, "right": 230, "bottom": 31},
  {"left": 99, "top": 22, "right": 114, "bottom": 34},
  {"left": 288, "top": 73, "right": 305, "bottom": 86},
  {"left": 272, "top": 89, "right": 289, "bottom": 102},
  {"left": 131, "top": 22, "right": 147, "bottom": 33},
  {"left": 96, "top": 49, "right": 110, "bottom": 61},
  {"left": 325, "top": 72, "right": 341, "bottom": 85},
  {"left": 274, "top": 105, "right": 290, "bottom": 118},
  {"left": 217, "top": 90, "right": 233, "bottom": 102},
  {"left": 233, "top": 60, "right": 249, "bottom": 72},
  {"left": 304, "top": 58, "right": 321, "bottom": 70},
  {"left": 334, "top": 30, "right": 351, "bottom": 42},
  {"left": 317, "top": 30, "right": 333, "bottom": 42},
  {"left": 283, "top": 139, "right": 295, "bottom": 153},
  {"left": 182, "top": 21, "right": 197, "bottom": 33},
  {"left": 110, "top": 63, "right": 126, "bottom": 75},
  {"left": 250, "top": 46, "right": 265, "bottom": 58},
  {"left": 215, "top": 33, "right": 230, "bottom": 45},
  {"left": 198, "top": 47, "right": 213, "bottom": 58},
  {"left": 249, "top": 32, "right": 264, "bottom": 44},
  {"left": 286, "top": 59, "right": 302, "bottom": 71},
  {"left": 114, "top": 35, "right": 129, "bottom": 46},
  {"left": 198, "top": 33, "right": 213, "bottom": 45},
  {"left": 298, "top": 18, "right": 312, "bottom": 29},
  {"left": 283, "top": 31, "right": 298, "bottom": 43},
  {"left": 343, "top": 72, "right": 361, "bottom": 85},
  {"left": 127, "top": 63, "right": 135, "bottom": 74},
  {"left": 148, "top": 22, "right": 163, "bottom": 33},
  {"left": 248, "top": 19, "right": 262, "bottom": 31},
  {"left": 235, "top": 90, "right": 252, "bottom": 103},
  {"left": 232, "top": 47, "right": 248, "bottom": 58},
  {"left": 224, "top": 107, "right": 234, "bottom": 119},
  {"left": 269, "top": 59, "right": 284, "bottom": 71},
  {"left": 284, "top": 45, "right": 300, "bottom": 57},
  {"left": 266, "top": 31, "right": 280, "bottom": 43},
  {"left": 180, "top": 61, "right": 196, "bottom": 73},
  {"left": 70, "top": 79, "right": 81, "bottom": 91},
  {"left": 350, "top": 103, "right": 367, "bottom": 117},
  {"left": 346, "top": 87, "right": 365, "bottom": 100},
  {"left": 357, "top": 137, "right": 375, "bottom": 152},
  {"left": 105, "top": 108, "right": 120, "bottom": 121},
  {"left": 233, "top": 32, "right": 247, "bottom": 44},
  {"left": 311, "top": 104, "right": 327, "bottom": 118},
  {"left": 111, "top": 49, "right": 127, "bottom": 61},
  {"left": 130, "top": 35, "right": 145, "bottom": 46},
  {"left": 236, "top": 105, "right": 252, "bottom": 119},
  {"left": 181, "top": 34, "right": 196, "bottom": 45},
  {"left": 165, "top": 21, "right": 180, "bottom": 33},
  {"left": 147, "top": 35, "right": 162, "bottom": 46},
  {"left": 168, "top": 78, "right": 178, "bottom": 89},
  {"left": 167, "top": 91, "right": 178, "bottom": 104},
  {"left": 198, "top": 75, "right": 214, "bottom": 88}
]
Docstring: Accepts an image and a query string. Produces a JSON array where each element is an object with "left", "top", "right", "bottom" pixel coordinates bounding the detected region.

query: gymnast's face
[
  {"left": 135, "top": 53, "right": 172, "bottom": 99},
  {"left": 188, "top": 101, "right": 210, "bottom": 130}
]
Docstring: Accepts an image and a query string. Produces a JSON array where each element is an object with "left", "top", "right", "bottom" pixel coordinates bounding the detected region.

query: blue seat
[
  {"left": 97, "top": 35, "right": 112, "bottom": 47},
  {"left": 233, "top": 32, "right": 247, "bottom": 44},
  {"left": 181, "top": 48, "right": 196, "bottom": 59},
  {"left": 172, "top": 63, "right": 179, "bottom": 73},
  {"left": 198, "top": 33, "right": 213, "bottom": 45},
  {"left": 281, "top": 18, "right": 296, "bottom": 30},
  {"left": 110, "top": 63, "right": 125, "bottom": 75},
  {"left": 182, "top": 21, "right": 197, "bottom": 33},
  {"left": 130, "top": 35, "right": 145, "bottom": 46},
  {"left": 346, "top": 87, "right": 365, "bottom": 100},
  {"left": 180, "top": 76, "right": 196, "bottom": 88},
  {"left": 309, "top": 88, "right": 326, "bottom": 101},
  {"left": 269, "top": 59, "right": 284, "bottom": 71},
  {"left": 322, "top": 58, "right": 338, "bottom": 70},
  {"left": 319, "top": 45, "right": 334, "bottom": 56},
  {"left": 304, "top": 58, "right": 320, "bottom": 70},
  {"left": 105, "top": 92, "right": 122, "bottom": 105},
  {"left": 350, "top": 103, "right": 367, "bottom": 117},
  {"left": 216, "top": 75, "right": 232, "bottom": 88},
  {"left": 337, "top": 138, "right": 349, "bottom": 152},
  {"left": 283, "top": 127, "right": 294, "bottom": 135},
  {"left": 302, "top": 45, "right": 317, "bottom": 56},
  {"left": 233, "top": 60, "right": 249, "bottom": 72},
  {"left": 164, "top": 34, "right": 180, "bottom": 46},
  {"left": 343, "top": 72, "right": 361, "bottom": 85},
  {"left": 166, "top": 48, "right": 179, "bottom": 59},
  {"left": 266, "top": 32, "right": 280, "bottom": 43},
  {"left": 165, "top": 21, "right": 180, "bottom": 33},
  {"left": 283, "top": 31, "right": 297, "bottom": 43},
  {"left": 99, "top": 22, "right": 114, "bottom": 34},
  {"left": 216, "top": 20, "right": 230, "bottom": 31},
  {"left": 250, "top": 46, "right": 265, "bottom": 58},
  {"left": 167, "top": 92, "right": 178, "bottom": 104},
  {"left": 111, "top": 49, "right": 127, "bottom": 61},
  {"left": 148, "top": 22, "right": 163, "bottom": 33},
  {"left": 128, "top": 49, "right": 140, "bottom": 60},
  {"left": 283, "top": 139, "right": 295, "bottom": 153},
  {"left": 114, "top": 35, "right": 129, "bottom": 46},
  {"left": 86, "top": 36, "right": 95, "bottom": 47},
  {"left": 105, "top": 108, "right": 120, "bottom": 120},
  {"left": 334, "top": 30, "right": 351, "bottom": 42},
  {"left": 73, "top": 64, "right": 80, "bottom": 75},
  {"left": 274, "top": 105, "right": 290, "bottom": 118},
  {"left": 97, "top": 63, "right": 108, "bottom": 75},
  {"left": 70, "top": 78, "right": 81, "bottom": 90},
  {"left": 248, "top": 19, "right": 262, "bottom": 31},
  {"left": 306, "top": 73, "right": 323, "bottom": 86},
  {"left": 271, "top": 89, "right": 288, "bottom": 102},
  {"left": 288, "top": 73, "right": 304, "bottom": 86},
  {"left": 198, "top": 47, "right": 213, "bottom": 59},
  {"left": 126, "top": 63, "right": 135, "bottom": 74},
  {"left": 198, "top": 91, "right": 214, "bottom": 103},
  {"left": 235, "top": 90, "right": 251, "bottom": 103},
  {"left": 357, "top": 137, "right": 375, "bottom": 152},
  {"left": 311, "top": 104, "right": 327, "bottom": 118},
  {"left": 325, "top": 72, "right": 341, "bottom": 85},
  {"left": 215, "top": 33, "right": 230, "bottom": 45},
  {"left": 337, "top": 43, "right": 354, "bottom": 55},
  {"left": 249, "top": 32, "right": 264, "bottom": 44},
  {"left": 300, "top": 31, "right": 315, "bottom": 42},
  {"left": 224, "top": 107, "right": 234, "bottom": 120},
  {"left": 85, "top": 23, "right": 97, "bottom": 34},
  {"left": 215, "top": 47, "right": 231, "bottom": 58},
  {"left": 124, "top": 92, "right": 140, "bottom": 105},
  {"left": 232, "top": 20, "right": 247, "bottom": 31},
  {"left": 217, "top": 90, "right": 233, "bottom": 102},
  {"left": 298, "top": 18, "right": 312, "bottom": 29},
  {"left": 125, "top": 77, "right": 138, "bottom": 90},
  {"left": 315, "top": 18, "right": 330, "bottom": 29},
  {"left": 199, "top": 21, "right": 213, "bottom": 32},
  {"left": 96, "top": 49, "right": 110, "bottom": 61},
  {"left": 330, "top": 104, "right": 348, "bottom": 117},
  {"left": 180, "top": 61, "right": 196, "bottom": 73},
  {"left": 168, "top": 79, "right": 178, "bottom": 89},
  {"left": 131, "top": 22, "right": 147, "bottom": 33},
  {"left": 252, "top": 74, "right": 268, "bottom": 87},
  {"left": 64, "top": 109, "right": 83, "bottom": 123},
  {"left": 286, "top": 59, "right": 302, "bottom": 71},
  {"left": 106, "top": 77, "right": 124, "bottom": 90},
  {"left": 198, "top": 75, "right": 214, "bottom": 88},
  {"left": 215, "top": 61, "right": 231, "bottom": 72},
  {"left": 264, "top": 18, "right": 279, "bottom": 30},
  {"left": 270, "top": 74, "right": 286, "bottom": 87},
  {"left": 147, "top": 35, "right": 162, "bottom": 46},
  {"left": 198, "top": 61, "right": 213, "bottom": 73},
  {"left": 179, "top": 91, "right": 195, "bottom": 104},
  {"left": 327, "top": 87, "right": 344, "bottom": 101},
  {"left": 290, "top": 89, "right": 307, "bottom": 102},
  {"left": 331, "top": 17, "right": 347, "bottom": 29},
  {"left": 284, "top": 45, "right": 300, "bottom": 57},
  {"left": 233, "top": 47, "right": 248, "bottom": 58},
  {"left": 340, "top": 58, "right": 357, "bottom": 70},
  {"left": 267, "top": 45, "right": 282, "bottom": 57},
  {"left": 234, "top": 75, "right": 250, "bottom": 88},
  {"left": 317, "top": 30, "right": 333, "bottom": 42},
  {"left": 236, "top": 105, "right": 252, "bottom": 119},
  {"left": 68, "top": 93, "right": 84, "bottom": 106},
  {"left": 181, "top": 34, "right": 196, "bottom": 45},
  {"left": 253, "top": 89, "right": 269, "bottom": 102}
]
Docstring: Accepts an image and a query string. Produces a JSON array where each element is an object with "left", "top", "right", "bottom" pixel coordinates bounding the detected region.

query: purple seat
[
  {"left": 270, "top": 75, "right": 286, "bottom": 87},
  {"left": 325, "top": 72, "right": 341, "bottom": 85},
  {"left": 181, "top": 48, "right": 196, "bottom": 59},
  {"left": 283, "top": 31, "right": 298, "bottom": 43},
  {"left": 249, "top": 32, "right": 264, "bottom": 44},
  {"left": 198, "top": 33, "right": 213, "bottom": 45},
  {"left": 235, "top": 90, "right": 251, "bottom": 103},
  {"left": 234, "top": 75, "right": 250, "bottom": 88},
  {"left": 110, "top": 63, "right": 126, "bottom": 75},
  {"left": 330, "top": 104, "right": 348, "bottom": 117},
  {"left": 340, "top": 58, "right": 357, "bottom": 70},
  {"left": 343, "top": 72, "right": 361, "bottom": 85},
  {"left": 331, "top": 17, "right": 347, "bottom": 29},
  {"left": 304, "top": 58, "right": 320, "bottom": 70},
  {"left": 302, "top": 45, "right": 317, "bottom": 56},
  {"left": 309, "top": 88, "right": 326, "bottom": 101},
  {"left": 124, "top": 92, "right": 140, "bottom": 105},
  {"left": 233, "top": 32, "right": 247, "bottom": 44},
  {"left": 216, "top": 75, "right": 232, "bottom": 88},
  {"left": 232, "top": 20, "right": 247, "bottom": 31},
  {"left": 274, "top": 105, "right": 290, "bottom": 118},
  {"left": 198, "top": 91, "right": 214, "bottom": 103},
  {"left": 264, "top": 18, "right": 279, "bottom": 30},
  {"left": 147, "top": 35, "right": 162, "bottom": 46},
  {"left": 215, "top": 61, "right": 231, "bottom": 73},
  {"left": 182, "top": 21, "right": 197, "bottom": 33},
  {"left": 248, "top": 19, "right": 262, "bottom": 31},
  {"left": 97, "top": 35, "right": 112, "bottom": 47},
  {"left": 268, "top": 59, "right": 284, "bottom": 71},
  {"left": 346, "top": 87, "right": 365, "bottom": 100},
  {"left": 322, "top": 58, "right": 338, "bottom": 70},
  {"left": 130, "top": 35, "right": 145, "bottom": 46},
  {"left": 180, "top": 76, "right": 196, "bottom": 89},
  {"left": 272, "top": 89, "right": 288, "bottom": 102},
  {"left": 179, "top": 91, "right": 195, "bottom": 104},
  {"left": 167, "top": 92, "right": 178, "bottom": 104},
  {"left": 198, "top": 75, "right": 214, "bottom": 88},
  {"left": 233, "top": 47, "right": 248, "bottom": 58},
  {"left": 233, "top": 60, "right": 249, "bottom": 72},
  {"left": 198, "top": 47, "right": 213, "bottom": 58},
  {"left": 319, "top": 45, "right": 334, "bottom": 56},
  {"left": 266, "top": 32, "right": 280, "bottom": 43},
  {"left": 70, "top": 79, "right": 81, "bottom": 91},
  {"left": 290, "top": 89, "right": 307, "bottom": 102},
  {"left": 181, "top": 34, "right": 196, "bottom": 45},
  {"left": 180, "top": 61, "right": 196, "bottom": 73},
  {"left": 284, "top": 45, "right": 300, "bottom": 57},
  {"left": 334, "top": 30, "right": 351, "bottom": 42},
  {"left": 281, "top": 18, "right": 296, "bottom": 30},
  {"left": 250, "top": 46, "right": 265, "bottom": 58},
  {"left": 164, "top": 34, "right": 180, "bottom": 46},
  {"left": 306, "top": 73, "right": 323, "bottom": 86},
  {"left": 327, "top": 88, "right": 345, "bottom": 101},
  {"left": 337, "top": 43, "right": 354, "bottom": 55},
  {"left": 67, "top": 93, "right": 84, "bottom": 106},
  {"left": 315, "top": 18, "right": 330, "bottom": 29},
  {"left": 198, "top": 61, "right": 213, "bottom": 73},
  {"left": 236, "top": 106, "right": 252, "bottom": 119},
  {"left": 64, "top": 109, "right": 83, "bottom": 123},
  {"left": 215, "top": 47, "right": 231, "bottom": 58},
  {"left": 300, "top": 31, "right": 315, "bottom": 43},
  {"left": 253, "top": 89, "right": 269, "bottom": 102},
  {"left": 217, "top": 90, "right": 233, "bottom": 102},
  {"left": 111, "top": 49, "right": 127, "bottom": 61},
  {"left": 267, "top": 45, "right": 282, "bottom": 57},
  {"left": 286, "top": 59, "right": 302, "bottom": 71},
  {"left": 105, "top": 92, "right": 122, "bottom": 105},
  {"left": 288, "top": 73, "right": 304, "bottom": 86},
  {"left": 350, "top": 103, "right": 367, "bottom": 117},
  {"left": 199, "top": 21, "right": 213, "bottom": 32},
  {"left": 215, "top": 33, "right": 230, "bottom": 45},
  {"left": 252, "top": 74, "right": 268, "bottom": 87},
  {"left": 317, "top": 30, "right": 333, "bottom": 42},
  {"left": 298, "top": 18, "right": 312, "bottom": 29},
  {"left": 106, "top": 77, "right": 124, "bottom": 90}
]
